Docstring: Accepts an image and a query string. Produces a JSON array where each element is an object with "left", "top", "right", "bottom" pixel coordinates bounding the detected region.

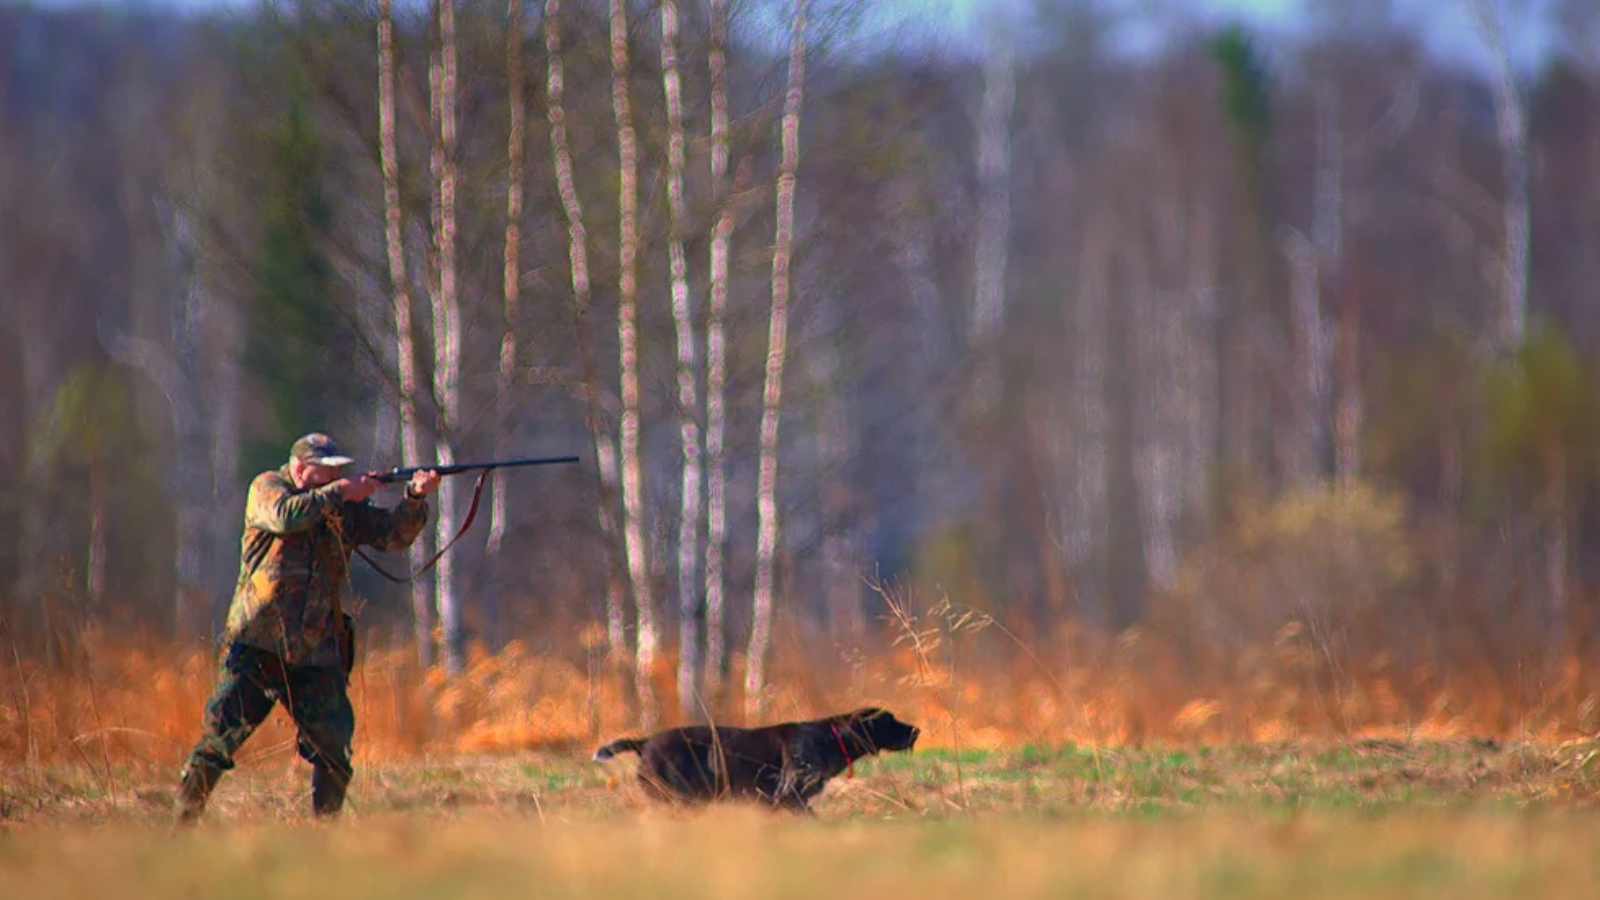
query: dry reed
[{"left": 4, "top": 589, "right": 1597, "bottom": 783}]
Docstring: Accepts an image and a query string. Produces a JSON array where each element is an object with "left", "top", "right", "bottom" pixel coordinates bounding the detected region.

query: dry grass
[
  {"left": 7, "top": 735, "right": 1600, "bottom": 826},
  {"left": 5, "top": 809, "right": 1600, "bottom": 900},
  {"left": 4, "top": 597, "right": 1599, "bottom": 782},
  {"left": 5, "top": 743, "right": 1600, "bottom": 899},
  {"left": 11, "top": 491, "right": 1600, "bottom": 897},
  {"left": 7, "top": 631, "right": 1600, "bottom": 900}
]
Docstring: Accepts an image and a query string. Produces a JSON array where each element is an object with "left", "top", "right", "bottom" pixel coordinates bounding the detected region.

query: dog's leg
[
  {"left": 776, "top": 790, "right": 815, "bottom": 815},
  {"left": 766, "top": 745, "right": 805, "bottom": 811},
  {"left": 773, "top": 769, "right": 798, "bottom": 807},
  {"left": 770, "top": 745, "right": 824, "bottom": 815}
]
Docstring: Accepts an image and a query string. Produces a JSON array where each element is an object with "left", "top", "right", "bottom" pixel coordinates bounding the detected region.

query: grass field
[
  {"left": 6, "top": 739, "right": 1600, "bottom": 898},
  {"left": 8, "top": 604, "right": 1600, "bottom": 898}
]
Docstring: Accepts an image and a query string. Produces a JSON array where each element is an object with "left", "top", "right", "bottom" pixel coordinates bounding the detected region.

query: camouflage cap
[{"left": 290, "top": 432, "right": 355, "bottom": 468}]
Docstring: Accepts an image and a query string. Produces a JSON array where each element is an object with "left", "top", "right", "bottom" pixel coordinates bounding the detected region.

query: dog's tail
[{"left": 592, "top": 737, "right": 647, "bottom": 761}]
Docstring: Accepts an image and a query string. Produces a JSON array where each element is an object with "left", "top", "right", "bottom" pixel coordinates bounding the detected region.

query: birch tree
[
  {"left": 100, "top": 211, "right": 210, "bottom": 637},
  {"left": 968, "top": 13, "right": 1019, "bottom": 605},
  {"left": 746, "top": 0, "right": 808, "bottom": 722},
  {"left": 1100, "top": 185, "right": 1147, "bottom": 628},
  {"left": 971, "top": 17, "right": 1016, "bottom": 411},
  {"left": 1279, "top": 84, "right": 1338, "bottom": 489},
  {"left": 430, "top": 0, "right": 466, "bottom": 676},
  {"left": 660, "top": 0, "right": 704, "bottom": 719},
  {"left": 485, "top": 0, "right": 528, "bottom": 649},
  {"left": 1316, "top": 79, "right": 1358, "bottom": 488},
  {"left": 546, "top": 0, "right": 631, "bottom": 683},
  {"left": 48, "top": 365, "right": 119, "bottom": 615},
  {"left": 202, "top": 241, "right": 242, "bottom": 635},
  {"left": 1301, "top": 19, "right": 1417, "bottom": 487},
  {"left": 703, "top": 0, "right": 733, "bottom": 704},
  {"left": 1469, "top": 0, "right": 1530, "bottom": 352},
  {"left": 810, "top": 292, "right": 859, "bottom": 636},
  {"left": 1310, "top": 82, "right": 1342, "bottom": 483},
  {"left": 378, "top": 0, "right": 436, "bottom": 669},
  {"left": 611, "top": 0, "right": 657, "bottom": 726}
]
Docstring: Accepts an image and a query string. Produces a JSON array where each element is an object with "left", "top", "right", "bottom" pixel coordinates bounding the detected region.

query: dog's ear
[{"left": 845, "top": 706, "right": 886, "bottom": 725}]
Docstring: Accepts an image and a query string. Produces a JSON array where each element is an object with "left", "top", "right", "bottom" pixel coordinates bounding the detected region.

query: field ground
[{"left": 5, "top": 739, "right": 1600, "bottom": 898}]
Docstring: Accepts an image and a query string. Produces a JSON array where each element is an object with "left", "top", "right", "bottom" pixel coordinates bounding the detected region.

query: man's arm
[
  {"left": 344, "top": 489, "right": 430, "bottom": 551},
  {"left": 245, "top": 472, "right": 342, "bottom": 535}
]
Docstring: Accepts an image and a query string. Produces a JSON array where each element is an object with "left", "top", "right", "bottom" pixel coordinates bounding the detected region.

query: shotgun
[
  {"left": 354, "top": 453, "right": 582, "bottom": 584},
  {"left": 370, "top": 454, "right": 581, "bottom": 483}
]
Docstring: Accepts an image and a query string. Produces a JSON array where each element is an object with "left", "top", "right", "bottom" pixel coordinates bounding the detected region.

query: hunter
[{"left": 174, "top": 432, "right": 440, "bottom": 826}]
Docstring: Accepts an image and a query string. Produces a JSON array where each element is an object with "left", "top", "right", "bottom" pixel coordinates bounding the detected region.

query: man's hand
[
  {"left": 407, "top": 469, "right": 442, "bottom": 498},
  {"left": 331, "top": 474, "right": 380, "bottom": 503}
]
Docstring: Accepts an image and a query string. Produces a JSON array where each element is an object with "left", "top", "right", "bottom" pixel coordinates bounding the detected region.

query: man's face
[{"left": 290, "top": 457, "right": 346, "bottom": 489}]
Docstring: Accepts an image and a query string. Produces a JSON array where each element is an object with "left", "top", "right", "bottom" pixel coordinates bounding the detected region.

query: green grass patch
[{"left": 4, "top": 738, "right": 1600, "bottom": 898}]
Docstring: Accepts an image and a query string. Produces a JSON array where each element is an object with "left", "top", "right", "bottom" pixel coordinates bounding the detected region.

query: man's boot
[
  {"left": 310, "top": 763, "right": 349, "bottom": 820},
  {"left": 173, "top": 760, "right": 223, "bottom": 829}
]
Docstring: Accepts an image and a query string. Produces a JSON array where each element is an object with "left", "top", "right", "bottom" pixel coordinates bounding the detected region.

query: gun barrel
[{"left": 372, "top": 455, "right": 581, "bottom": 483}]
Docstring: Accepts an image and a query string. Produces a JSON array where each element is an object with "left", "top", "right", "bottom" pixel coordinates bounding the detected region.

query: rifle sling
[{"left": 355, "top": 467, "right": 493, "bottom": 583}]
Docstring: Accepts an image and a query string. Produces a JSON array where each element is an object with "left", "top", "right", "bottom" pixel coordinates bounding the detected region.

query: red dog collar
[{"left": 829, "top": 722, "right": 853, "bottom": 779}]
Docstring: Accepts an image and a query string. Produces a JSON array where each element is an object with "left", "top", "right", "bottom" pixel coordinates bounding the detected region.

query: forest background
[{"left": 5, "top": 0, "right": 1600, "bottom": 766}]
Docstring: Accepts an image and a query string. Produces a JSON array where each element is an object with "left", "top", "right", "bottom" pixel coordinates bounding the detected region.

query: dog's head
[{"left": 834, "top": 707, "right": 920, "bottom": 756}]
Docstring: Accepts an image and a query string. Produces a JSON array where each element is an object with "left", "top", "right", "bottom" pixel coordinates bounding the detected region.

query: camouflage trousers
[{"left": 178, "top": 641, "right": 355, "bottom": 818}]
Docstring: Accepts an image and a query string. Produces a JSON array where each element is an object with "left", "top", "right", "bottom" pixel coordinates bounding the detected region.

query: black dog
[{"left": 593, "top": 707, "right": 920, "bottom": 812}]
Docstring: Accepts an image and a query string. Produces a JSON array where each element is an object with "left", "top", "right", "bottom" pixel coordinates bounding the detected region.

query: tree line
[{"left": 3, "top": 0, "right": 1599, "bottom": 727}]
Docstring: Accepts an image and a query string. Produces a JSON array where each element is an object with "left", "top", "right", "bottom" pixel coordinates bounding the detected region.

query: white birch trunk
[
  {"left": 1184, "top": 195, "right": 1220, "bottom": 529},
  {"left": 596, "top": 444, "right": 627, "bottom": 658},
  {"left": 103, "top": 202, "right": 211, "bottom": 637},
  {"left": 890, "top": 174, "right": 953, "bottom": 532},
  {"left": 660, "top": 0, "right": 704, "bottom": 720},
  {"left": 1470, "top": 0, "right": 1529, "bottom": 351},
  {"left": 611, "top": 0, "right": 657, "bottom": 727},
  {"left": 1281, "top": 228, "right": 1329, "bottom": 490},
  {"left": 1258, "top": 81, "right": 1341, "bottom": 490},
  {"left": 380, "top": 0, "right": 435, "bottom": 669},
  {"left": 970, "top": 21, "right": 1015, "bottom": 408},
  {"left": 373, "top": 381, "right": 397, "bottom": 470},
  {"left": 430, "top": 0, "right": 466, "bottom": 676},
  {"left": 703, "top": 0, "right": 733, "bottom": 703},
  {"left": 169, "top": 214, "right": 208, "bottom": 635},
  {"left": 206, "top": 287, "right": 241, "bottom": 627},
  {"left": 484, "top": 0, "right": 527, "bottom": 651},
  {"left": 893, "top": 177, "right": 946, "bottom": 373},
  {"left": 746, "top": 0, "right": 808, "bottom": 722},
  {"left": 1146, "top": 182, "right": 1217, "bottom": 591},
  {"left": 1313, "top": 82, "right": 1345, "bottom": 278},
  {"left": 811, "top": 311, "right": 859, "bottom": 638},
  {"left": 1136, "top": 203, "right": 1185, "bottom": 590},
  {"left": 1067, "top": 222, "right": 1109, "bottom": 621},
  {"left": 545, "top": 0, "right": 629, "bottom": 669}
]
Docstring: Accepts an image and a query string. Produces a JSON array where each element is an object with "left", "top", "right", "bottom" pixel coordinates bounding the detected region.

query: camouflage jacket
[{"left": 222, "top": 464, "right": 429, "bottom": 668}]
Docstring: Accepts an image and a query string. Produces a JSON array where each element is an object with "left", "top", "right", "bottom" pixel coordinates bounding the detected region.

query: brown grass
[
  {"left": 4, "top": 592, "right": 1599, "bottom": 782},
  {"left": 6, "top": 742, "right": 1600, "bottom": 899},
  {"left": 6, "top": 805, "right": 1600, "bottom": 900}
]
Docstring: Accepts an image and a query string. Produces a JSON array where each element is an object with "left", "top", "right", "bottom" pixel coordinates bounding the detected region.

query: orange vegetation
[{"left": 4, "top": 601, "right": 1598, "bottom": 779}]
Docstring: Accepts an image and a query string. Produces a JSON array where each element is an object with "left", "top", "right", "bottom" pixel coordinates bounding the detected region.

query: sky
[
  {"left": 896, "top": 0, "right": 1558, "bottom": 72},
  {"left": 37, "top": 0, "right": 1562, "bottom": 74}
]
